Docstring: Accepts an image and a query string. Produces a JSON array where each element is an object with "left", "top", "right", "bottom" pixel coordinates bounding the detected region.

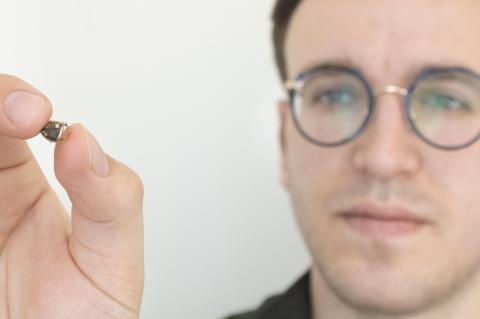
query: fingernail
[
  {"left": 87, "top": 131, "right": 110, "bottom": 177},
  {"left": 4, "top": 91, "right": 45, "bottom": 125}
]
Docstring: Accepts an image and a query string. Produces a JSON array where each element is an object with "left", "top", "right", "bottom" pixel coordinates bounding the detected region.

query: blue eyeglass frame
[{"left": 285, "top": 64, "right": 480, "bottom": 151}]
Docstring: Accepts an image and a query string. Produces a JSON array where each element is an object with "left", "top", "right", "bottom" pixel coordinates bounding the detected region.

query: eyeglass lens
[{"left": 292, "top": 68, "right": 480, "bottom": 149}]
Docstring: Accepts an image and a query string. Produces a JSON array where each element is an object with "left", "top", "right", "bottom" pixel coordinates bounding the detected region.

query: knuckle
[
  {"left": 110, "top": 161, "right": 144, "bottom": 204},
  {"left": 127, "top": 168, "right": 144, "bottom": 200}
]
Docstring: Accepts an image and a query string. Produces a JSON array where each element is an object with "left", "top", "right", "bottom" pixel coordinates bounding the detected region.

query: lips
[{"left": 338, "top": 202, "right": 427, "bottom": 238}]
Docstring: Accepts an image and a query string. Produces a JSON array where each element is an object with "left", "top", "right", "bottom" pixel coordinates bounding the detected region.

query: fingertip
[
  {"left": 54, "top": 123, "right": 114, "bottom": 186},
  {"left": 54, "top": 123, "right": 144, "bottom": 223},
  {"left": 54, "top": 123, "right": 90, "bottom": 186},
  {"left": 1, "top": 90, "right": 53, "bottom": 140},
  {"left": 86, "top": 128, "right": 110, "bottom": 178}
]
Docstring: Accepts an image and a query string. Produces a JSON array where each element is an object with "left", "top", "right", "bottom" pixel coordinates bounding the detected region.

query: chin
[{"left": 313, "top": 258, "right": 462, "bottom": 317}]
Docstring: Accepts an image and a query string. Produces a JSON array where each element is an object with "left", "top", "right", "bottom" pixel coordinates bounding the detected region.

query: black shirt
[{"left": 225, "top": 270, "right": 312, "bottom": 319}]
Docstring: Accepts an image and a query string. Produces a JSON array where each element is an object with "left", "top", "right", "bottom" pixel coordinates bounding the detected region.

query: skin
[
  {"left": 279, "top": 0, "right": 480, "bottom": 318},
  {"left": 0, "top": 75, "right": 144, "bottom": 318}
]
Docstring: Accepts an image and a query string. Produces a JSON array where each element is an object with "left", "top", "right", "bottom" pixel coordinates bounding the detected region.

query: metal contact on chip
[{"left": 41, "top": 120, "right": 68, "bottom": 143}]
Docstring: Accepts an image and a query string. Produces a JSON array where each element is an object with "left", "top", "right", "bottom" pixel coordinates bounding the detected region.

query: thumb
[{"left": 54, "top": 123, "right": 144, "bottom": 312}]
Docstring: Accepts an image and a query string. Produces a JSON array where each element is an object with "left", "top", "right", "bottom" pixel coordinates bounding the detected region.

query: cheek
[
  {"left": 286, "top": 118, "right": 349, "bottom": 189},
  {"left": 285, "top": 122, "right": 351, "bottom": 231},
  {"left": 425, "top": 150, "right": 480, "bottom": 211},
  {"left": 423, "top": 152, "right": 480, "bottom": 246}
]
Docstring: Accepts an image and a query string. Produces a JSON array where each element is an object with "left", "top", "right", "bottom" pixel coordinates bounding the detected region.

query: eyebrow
[
  {"left": 293, "top": 58, "right": 479, "bottom": 81},
  {"left": 295, "top": 58, "right": 359, "bottom": 76}
]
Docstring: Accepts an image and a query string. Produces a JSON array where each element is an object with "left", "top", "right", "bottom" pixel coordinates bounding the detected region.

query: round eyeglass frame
[{"left": 285, "top": 65, "right": 480, "bottom": 151}]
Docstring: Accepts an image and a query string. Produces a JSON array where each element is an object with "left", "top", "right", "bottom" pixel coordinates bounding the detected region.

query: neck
[{"left": 310, "top": 265, "right": 480, "bottom": 319}]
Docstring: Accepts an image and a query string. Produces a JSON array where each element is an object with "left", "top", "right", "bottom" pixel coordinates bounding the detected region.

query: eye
[
  {"left": 420, "top": 92, "right": 470, "bottom": 112},
  {"left": 311, "top": 87, "right": 358, "bottom": 106}
]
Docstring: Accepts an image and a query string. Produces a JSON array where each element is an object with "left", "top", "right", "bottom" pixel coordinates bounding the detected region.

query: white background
[{"left": 0, "top": 1, "right": 310, "bottom": 318}]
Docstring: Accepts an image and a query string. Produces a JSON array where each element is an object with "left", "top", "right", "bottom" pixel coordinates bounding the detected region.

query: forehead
[{"left": 285, "top": 0, "right": 480, "bottom": 83}]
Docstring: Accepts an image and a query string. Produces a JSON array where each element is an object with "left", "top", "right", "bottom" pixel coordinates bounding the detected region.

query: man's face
[{"left": 280, "top": 0, "right": 480, "bottom": 314}]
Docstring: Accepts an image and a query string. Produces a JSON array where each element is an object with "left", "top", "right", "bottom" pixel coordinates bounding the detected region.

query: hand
[{"left": 0, "top": 74, "right": 144, "bottom": 318}]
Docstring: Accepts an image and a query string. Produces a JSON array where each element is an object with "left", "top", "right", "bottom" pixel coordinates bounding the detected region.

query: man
[
  {"left": 228, "top": 0, "right": 480, "bottom": 318},
  {"left": 0, "top": 80, "right": 144, "bottom": 316}
]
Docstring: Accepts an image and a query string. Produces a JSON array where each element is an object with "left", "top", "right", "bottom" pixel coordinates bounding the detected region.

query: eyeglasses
[{"left": 284, "top": 65, "right": 480, "bottom": 151}]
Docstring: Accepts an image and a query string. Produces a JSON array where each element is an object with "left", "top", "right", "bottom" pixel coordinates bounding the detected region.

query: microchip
[{"left": 41, "top": 120, "right": 68, "bottom": 143}]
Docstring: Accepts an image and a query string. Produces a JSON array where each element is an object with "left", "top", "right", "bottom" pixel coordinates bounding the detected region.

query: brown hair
[{"left": 272, "top": 0, "right": 302, "bottom": 82}]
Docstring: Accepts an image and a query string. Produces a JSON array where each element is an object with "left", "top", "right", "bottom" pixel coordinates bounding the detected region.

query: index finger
[
  {"left": 0, "top": 73, "right": 52, "bottom": 140},
  {"left": 0, "top": 74, "right": 53, "bottom": 249}
]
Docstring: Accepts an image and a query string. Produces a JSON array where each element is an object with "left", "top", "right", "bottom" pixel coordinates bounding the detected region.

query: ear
[{"left": 277, "top": 100, "right": 290, "bottom": 190}]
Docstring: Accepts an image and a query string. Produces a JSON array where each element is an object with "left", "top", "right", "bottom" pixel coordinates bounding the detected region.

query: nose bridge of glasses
[{"left": 374, "top": 85, "right": 408, "bottom": 98}]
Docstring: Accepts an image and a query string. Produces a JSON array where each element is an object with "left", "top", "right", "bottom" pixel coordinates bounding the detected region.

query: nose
[{"left": 351, "top": 90, "right": 421, "bottom": 180}]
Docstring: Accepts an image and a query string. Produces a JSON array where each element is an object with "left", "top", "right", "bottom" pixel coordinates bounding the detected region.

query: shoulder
[
  {"left": 224, "top": 270, "right": 312, "bottom": 319},
  {"left": 224, "top": 294, "right": 284, "bottom": 319}
]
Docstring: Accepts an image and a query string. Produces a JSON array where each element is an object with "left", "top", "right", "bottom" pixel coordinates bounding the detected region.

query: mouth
[{"left": 338, "top": 202, "right": 428, "bottom": 239}]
